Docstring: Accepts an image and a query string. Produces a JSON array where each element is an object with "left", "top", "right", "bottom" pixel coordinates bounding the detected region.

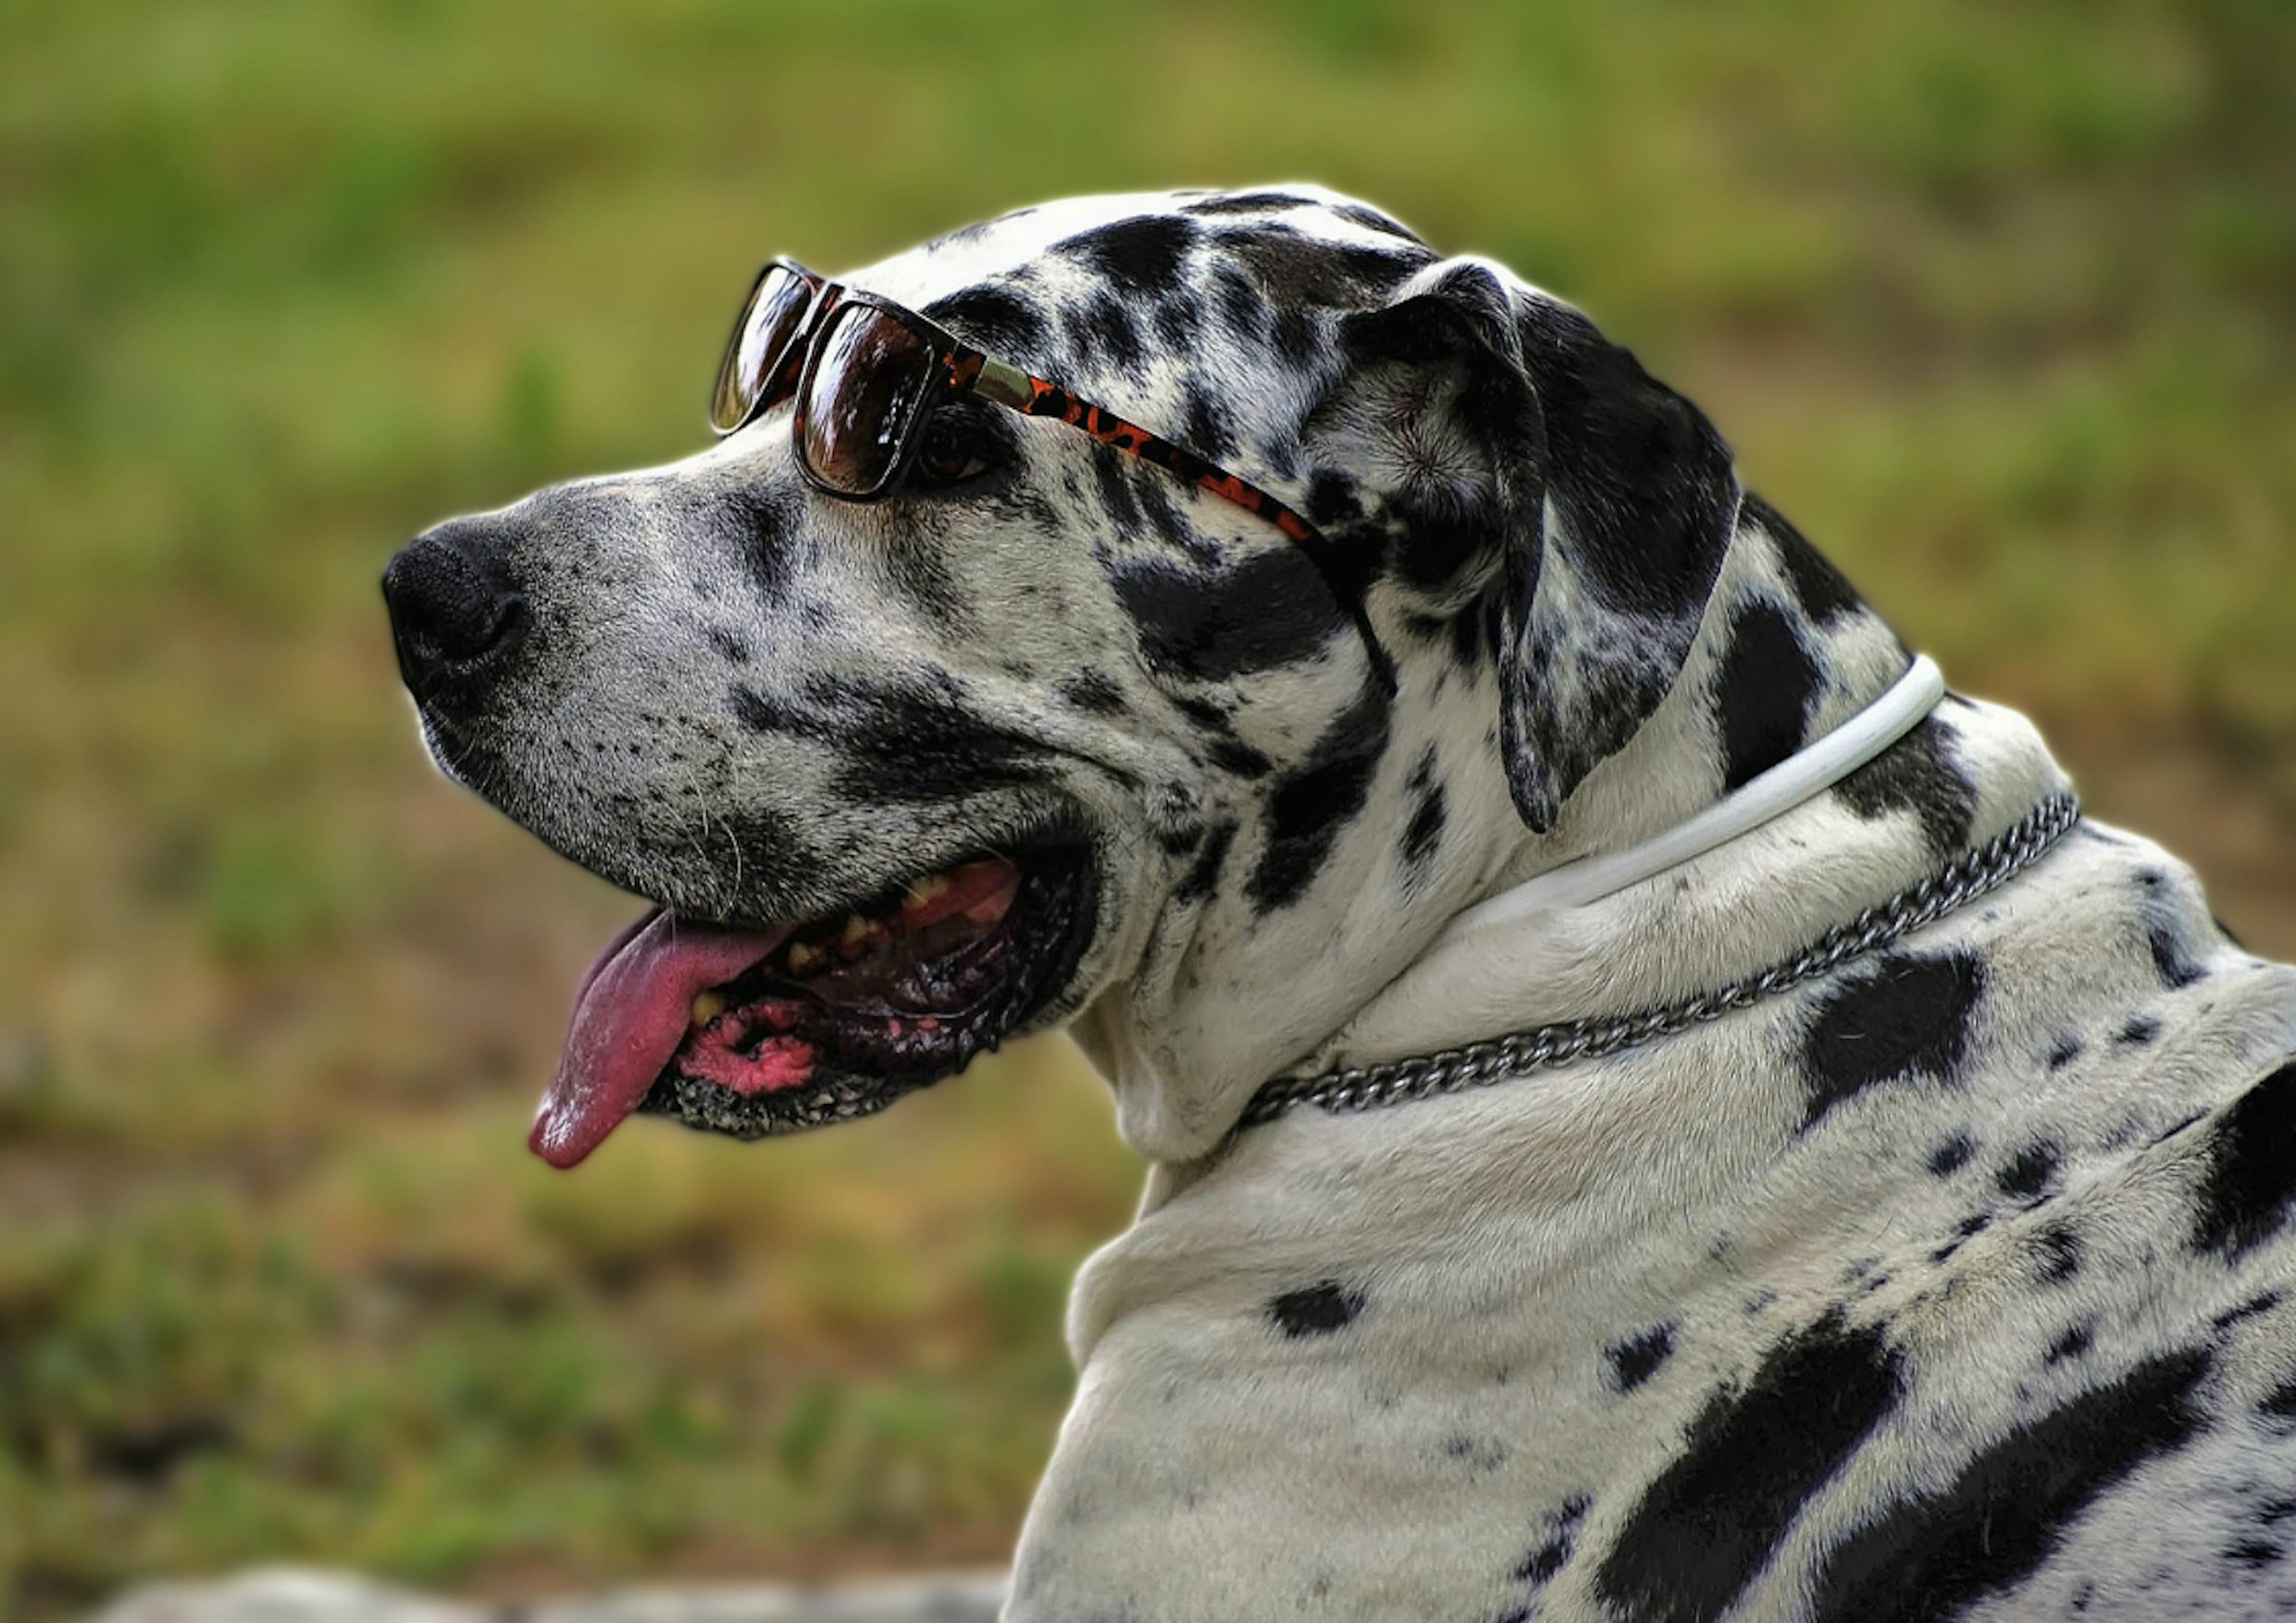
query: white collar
[{"left": 1439, "top": 654, "right": 1945, "bottom": 952}]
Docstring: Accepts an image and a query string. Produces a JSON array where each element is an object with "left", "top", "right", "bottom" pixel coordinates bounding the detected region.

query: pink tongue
[{"left": 530, "top": 907, "right": 792, "bottom": 1169}]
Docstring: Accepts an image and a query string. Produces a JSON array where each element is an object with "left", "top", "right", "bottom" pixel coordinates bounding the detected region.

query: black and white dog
[{"left": 384, "top": 187, "right": 2296, "bottom": 1621}]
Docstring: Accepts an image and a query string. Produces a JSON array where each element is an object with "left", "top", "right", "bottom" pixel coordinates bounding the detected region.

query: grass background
[{"left": 2, "top": 0, "right": 2292, "bottom": 1614}]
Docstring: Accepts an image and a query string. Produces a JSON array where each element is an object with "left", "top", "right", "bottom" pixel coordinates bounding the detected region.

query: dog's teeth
[
  {"left": 689, "top": 991, "right": 728, "bottom": 1028},
  {"left": 836, "top": 912, "right": 890, "bottom": 962},
  {"left": 902, "top": 873, "right": 952, "bottom": 913},
  {"left": 786, "top": 940, "right": 823, "bottom": 975}
]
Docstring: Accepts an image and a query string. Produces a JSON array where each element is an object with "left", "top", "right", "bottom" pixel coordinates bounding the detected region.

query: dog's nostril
[
  {"left": 451, "top": 591, "right": 527, "bottom": 661},
  {"left": 382, "top": 525, "right": 531, "bottom": 685}
]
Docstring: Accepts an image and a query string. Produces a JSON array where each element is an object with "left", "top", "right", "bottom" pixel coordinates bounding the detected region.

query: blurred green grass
[{"left": 1, "top": 0, "right": 2292, "bottom": 1615}]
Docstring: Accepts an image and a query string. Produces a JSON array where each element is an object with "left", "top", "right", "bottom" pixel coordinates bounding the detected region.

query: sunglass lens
[
  {"left": 800, "top": 304, "right": 939, "bottom": 496},
  {"left": 710, "top": 265, "right": 813, "bottom": 433}
]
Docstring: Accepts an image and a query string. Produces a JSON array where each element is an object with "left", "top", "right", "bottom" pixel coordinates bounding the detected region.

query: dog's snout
[{"left": 382, "top": 518, "right": 530, "bottom": 700}]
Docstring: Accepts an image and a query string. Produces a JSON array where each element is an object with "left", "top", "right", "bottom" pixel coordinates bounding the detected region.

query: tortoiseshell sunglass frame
[{"left": 709, "top": 257, "right": 1396, "bottom": 693}]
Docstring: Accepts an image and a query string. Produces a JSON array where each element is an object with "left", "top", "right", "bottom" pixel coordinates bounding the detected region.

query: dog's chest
[{"left": 1010, "top": 829, "right": 2296, "bottom": 1622}]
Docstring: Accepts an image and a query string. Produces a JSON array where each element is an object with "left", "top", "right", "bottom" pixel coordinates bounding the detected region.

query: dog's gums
[{"left": 530, "top": 850, "right": 1094, "bottom": 1167}]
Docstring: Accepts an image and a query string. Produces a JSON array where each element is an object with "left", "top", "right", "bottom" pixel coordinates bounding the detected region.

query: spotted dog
[{"left": 384, "top": 187, "right": 2296, "bottom": 1621}]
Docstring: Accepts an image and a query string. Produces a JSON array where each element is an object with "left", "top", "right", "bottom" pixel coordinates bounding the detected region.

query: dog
[{"left": 384, "top": 186, "right": 2296, "bottom": 1621}]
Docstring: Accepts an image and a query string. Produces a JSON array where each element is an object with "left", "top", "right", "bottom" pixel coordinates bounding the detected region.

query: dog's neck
[{"left": 1077, "top": 499, "right": 1944, "bottom": 1163}]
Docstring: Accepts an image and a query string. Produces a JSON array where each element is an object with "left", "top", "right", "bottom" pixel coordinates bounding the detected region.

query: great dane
[{"left": 384, "top": 186, "right": 2296, "bottom": 1621}]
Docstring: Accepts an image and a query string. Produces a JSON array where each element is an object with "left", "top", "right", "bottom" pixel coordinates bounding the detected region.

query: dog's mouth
[{"left": 530, "top": 846, "right": 1095, "bottom": 1167}]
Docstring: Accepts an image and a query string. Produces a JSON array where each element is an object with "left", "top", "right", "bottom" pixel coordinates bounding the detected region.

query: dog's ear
[{"left": 1323, "top": 258, "right": 1740, "bottom": 832}]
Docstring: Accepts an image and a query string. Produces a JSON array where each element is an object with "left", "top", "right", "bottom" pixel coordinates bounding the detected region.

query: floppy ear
[{"left": 1327, "top": 258, "right": 1741, "bottom": 832}]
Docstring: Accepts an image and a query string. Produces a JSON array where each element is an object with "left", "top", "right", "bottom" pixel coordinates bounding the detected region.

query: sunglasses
[{"left": 708, "top": 257, "right": 1394, "bottom": 691}]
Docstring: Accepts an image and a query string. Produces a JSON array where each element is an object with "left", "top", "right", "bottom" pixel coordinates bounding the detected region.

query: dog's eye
[{"left": 911, "top": 409, "right": 1004, "bottom": 489}]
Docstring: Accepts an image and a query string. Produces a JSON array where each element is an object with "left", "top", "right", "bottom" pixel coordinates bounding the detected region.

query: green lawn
[{"left": 2, "top": 0, "right": 2292, "bottom": 1615}]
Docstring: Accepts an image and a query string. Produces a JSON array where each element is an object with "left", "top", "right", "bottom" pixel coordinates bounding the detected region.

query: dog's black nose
[{"left": 381, "top": 518, "right": 530, "bottom": 701}]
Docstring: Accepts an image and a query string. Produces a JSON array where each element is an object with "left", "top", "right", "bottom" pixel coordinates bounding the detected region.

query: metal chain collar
[{"left": 1236, "top": 790, "right": 2081, "bottom": 1132}]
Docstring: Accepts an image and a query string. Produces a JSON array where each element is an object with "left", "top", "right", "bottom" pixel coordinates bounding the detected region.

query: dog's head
[{"left": 383, "top": 186, "right": 1742, "bottom": 1165}]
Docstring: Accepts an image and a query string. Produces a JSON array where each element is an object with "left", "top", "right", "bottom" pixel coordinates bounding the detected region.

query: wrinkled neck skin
[{"left": 1071, "top": 496, "right": 1916, "bottom": 1167}]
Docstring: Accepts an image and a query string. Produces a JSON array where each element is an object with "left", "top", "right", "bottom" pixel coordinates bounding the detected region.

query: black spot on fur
[
  {"left": 1595, "top": 1313, "right": 1899, "bottom": 1623},
  {"left": 1174, "top": 820, "right": 1235, "bottom": 905},
  {"left": 1092, "top": 450, "right": 1157, "bottom": 553},
  {"left": 1803, "top": 1347, "right": 2211, "bottom": 1621},
  {"left": 1451, "top": 596, "right": 1497, "bottom": 671},
  {"left": 1113, "top": 551, "right": 1348, "bottom": 682},
  {"left": 1513, "top": 1492, "right": 1593, "bottom": 1588},
  {"left": 1715, "top": 599, "right": 1821, "bottom": 792},
  {"left": 1181, "top": 189, "right": 1318, "bottom": 218},
  {"left": 722, "top": 486, "right": 804, "bottom": 606},
  {"left": 1128, "top": 463, "right": 1213, "bottom": 564},
  {"left": 1400, "top": 747, "right": 1446, "bottom": 870},
  {"left": 1330, "top": 200, "right": 1424, "bottom": 242},
  {"left": 1932, "top": 1211, "right": 1992, "bottom": 1264},
  {"left": 729, "top": 684, "right": 799, "bottom": 735},
  {"left": 1178, "top": 382, "right": 1236, "bottom": 463},
  {"left": 1442, "top": 1434, "right": 1509, "bottom": 1472},
  {"left": 2213, "top": 1291, "right": 2281, "bottom": 1331},
  {"left": 1268, "top": 1280, "right": 1364, "bottom": 1338},
  {"left": 1091, "top": 445, "right": 1145, "bottom": 540},
  {"left": 2045, "top": 1321, "right": 2094, "bottom": 1365},
  {"left": 2149, "top": 923, "right": 2209, "bottom": 990},
  {"left": 1213, "top": 223, "right": 1426, "bottom": 307},
  {"left": 1154, "top": 823, "right": 1203, "bottom": 857},
  {"left": 2191, "top": 1062, "right": 2296, "bottom": 1260},
  {"left": 1207, "top": 736, "right": 1273, "bottom": 778},
  {"left": 880, "top": 522, "right": 969, "bottom": 626},
  {"left": 805, "top": 671, "right": 1058, "bottom": 805},
  {"left": 1070, "top": 292, "right": 1146, "bottom": 379},
  {"left": 2116, "top": 1015, "right": 2160, "bottom": 1046},
  {"left": 1303, "top": 467, "right": 1362, "bottom": 528},
  {"left": 2260, "top": 1376, "right": 2296, "bottom": 1423},
  {"left": 1419, "top": 519, "right": 1512, "bottom": 615},
  {"left": 1058, "top": 670, "right": 1124, "bottom": 715},
  {"left": 1272, "top": 305, "right": 1320, "bottom": 365},
  {"left": 1171, "top": 693, "right": 1231, "bottom": 732},
  {"left": 1248, "top": 683, "right": 1391, "bottom": 912},
  {"left": 1834, "top": 715, "right": 1978, "bottom": 857},
  {"left": 1605, "top": 1321, "right": 1678, "bottom": 1393},
  {"left": 1211, "top": 263, "right": 1266, "bottom": 341},
  {"left": 2048, "top": 1035, "right": 2083, "bottom": 1072},
  {"left": 2035, "top": 1221, "right": 2083, "bottom": 1283},
  {"left": 1928, "top": 1131, "right": 1975, "bottom": 1176},
  {"left": 2225, "top": 1537, "right": 2284, "bottom": 1569},
  {"left": 1997, "top": 1141, "right": 2062, "bottom": 1203},
  {"left": 1054, "top": 215, "right": 1198, "bottom": 294},
  {"left": 1800, "top": 951, "right": 1985, "bottom": 1131},
  {"left": 706, "top": 626, "right": 750, "bottom": 664},
  {"left": 1745, "top": 493, "right": 1861, "bottom": 625},
  {"left": 1151, "top": 291, "right": 1201, "bottom": 350},
  {"left": 923, "top": 283, "right": 1050, "bottom": 362}
]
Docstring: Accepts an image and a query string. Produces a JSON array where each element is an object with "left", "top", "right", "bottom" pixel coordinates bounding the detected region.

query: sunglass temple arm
[{"left": 971, "top": 355, "right": 1037, "bottom": 411}]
